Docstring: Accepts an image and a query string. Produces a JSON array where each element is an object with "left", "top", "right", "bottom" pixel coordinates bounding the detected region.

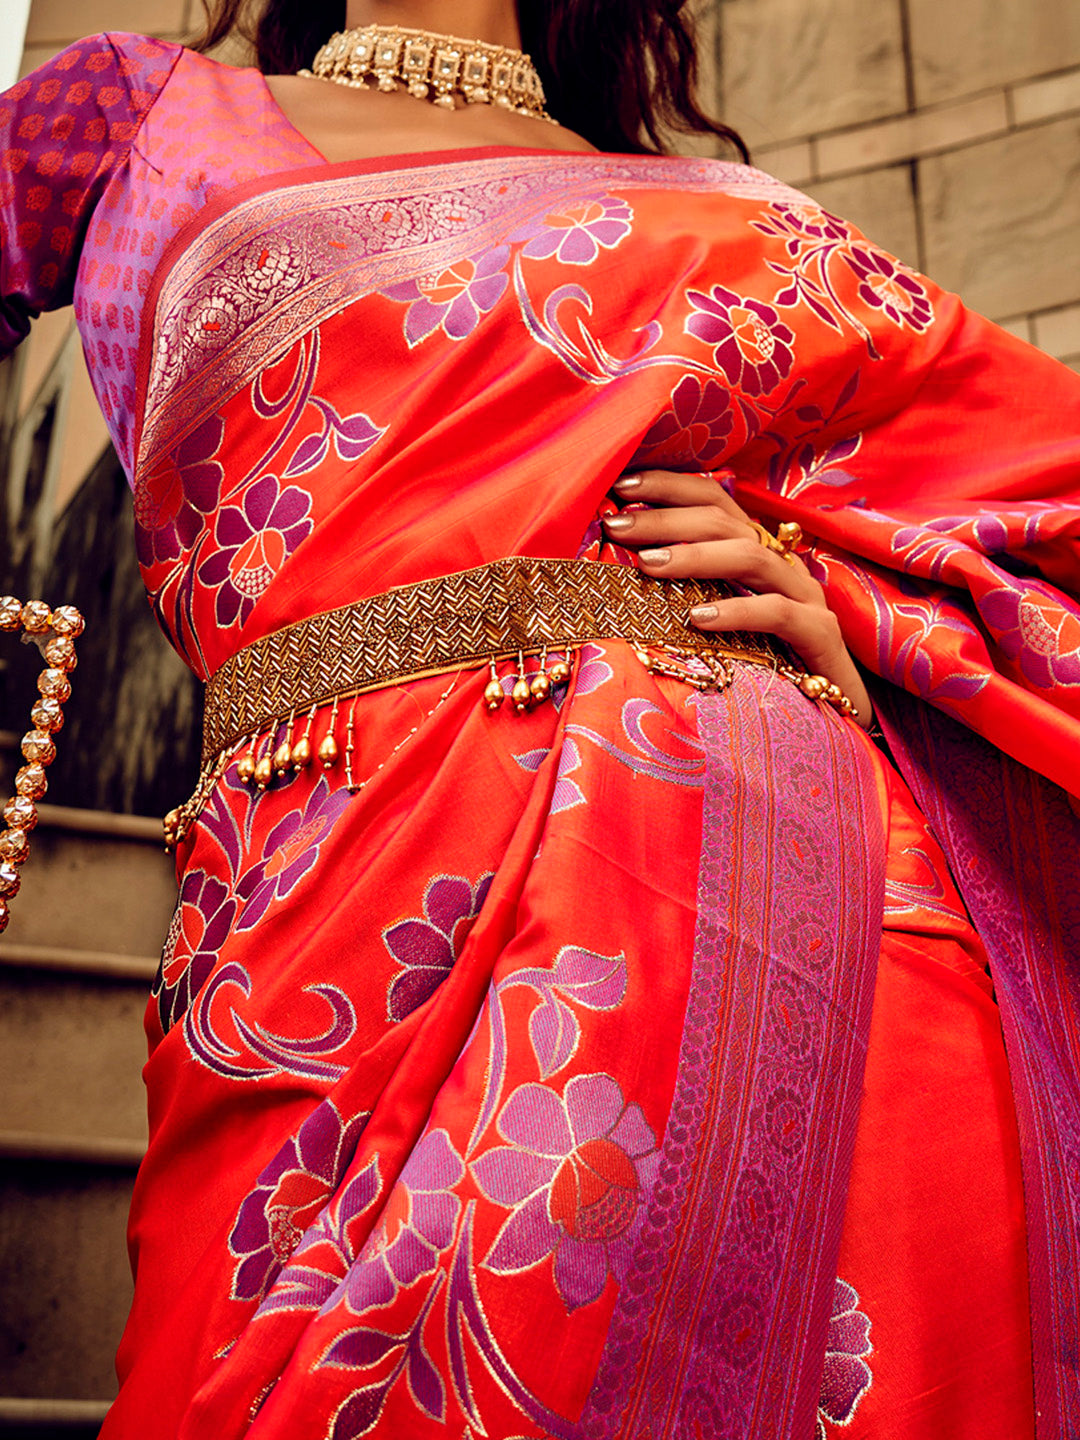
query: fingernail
[
  {"left": 604, "top": 514, "right": 634, "bottom": 533},
  {"left": 639, "top": 548, "right": 670, "bottom": 565},
  {"left": 689, "top": 604, "right": 718, "bottom": 623},
  {"left": 613, "top": 476, "right": 643, "bottom": 493}
]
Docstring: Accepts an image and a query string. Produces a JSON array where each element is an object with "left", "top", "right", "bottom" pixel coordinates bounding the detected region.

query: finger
[
  {"left": 603, "top": 503, "right": 746, "bottom": 548},
  {"left": 611, "top": 470, "right": 748, "bottom": 518},
  {"left": 685, "top": 593, "right": 873, "bottom": 726},
  {"left": 636, "top": 536, "right": 823, "bottom": 605}
]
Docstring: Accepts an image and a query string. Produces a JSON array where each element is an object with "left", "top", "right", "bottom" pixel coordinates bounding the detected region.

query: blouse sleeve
[{"left": 0, "top": 32, "right": 179, "bottom": 355}]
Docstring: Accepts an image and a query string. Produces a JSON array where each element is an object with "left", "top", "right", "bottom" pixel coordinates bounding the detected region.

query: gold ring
[
  {"left": 749, "top": 520, "right": 802, "bottom": 566},
  {"left": 776, "top": 521, "right": 803, "bottom": 555}
]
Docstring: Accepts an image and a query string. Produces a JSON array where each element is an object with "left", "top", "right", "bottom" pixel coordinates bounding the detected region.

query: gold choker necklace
[{"left": 299, "top": 25, "right": 555, "bottom": 123}]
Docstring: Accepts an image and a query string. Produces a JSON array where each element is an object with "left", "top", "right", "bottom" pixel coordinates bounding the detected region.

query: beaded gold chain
[
  {"left": 0, "top": 596, "right": 84, "bottom": 933},
  {"left": 298, "top": 24, "right": 556, "bottom": 122}
]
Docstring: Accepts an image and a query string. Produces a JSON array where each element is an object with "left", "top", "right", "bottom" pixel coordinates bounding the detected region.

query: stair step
[
  {"left": 0, "top": 808, "right": 174, "bottom": 1417},
  {"left": 0, "top": 1396, "right": 110, "bottom": 1429},
  {"left": 0, "top": 963, "right": 150, "bottom": 1144},
  {"left": 0, "top": 1135, "right": 144, "bottom": 1168},
  {"left": 27, "top": 807, "right": 163, "bottom": 843},
  {"left": 0, "top": 806, "right": 175, "bottom": 958},
  {"left": 0, "top": 1160, "right": 132, "bottom": 1403},
  {"left": 0, "top": 944, "right": 157, "bottom": 984}
]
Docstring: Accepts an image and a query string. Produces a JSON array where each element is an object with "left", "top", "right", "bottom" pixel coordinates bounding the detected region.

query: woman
[{"left": 1, "top": 1, "right": 1078, "bottom": 1435}]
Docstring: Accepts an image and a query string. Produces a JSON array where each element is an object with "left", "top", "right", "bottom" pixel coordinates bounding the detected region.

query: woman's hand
[{"left": 603, "top": 469, "right": 874, "bottom": 728}]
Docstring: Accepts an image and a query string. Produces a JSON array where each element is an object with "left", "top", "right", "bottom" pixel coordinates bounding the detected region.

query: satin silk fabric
[
  {"left": 2, "top": 36, "right": 1077, "bottom": 1438},
  {"left": 129, "top": 145, "right": 1080, "bottom": 809}
]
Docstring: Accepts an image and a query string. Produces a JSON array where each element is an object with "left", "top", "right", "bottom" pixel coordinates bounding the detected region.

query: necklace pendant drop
[{"left": 299, "top": 24, "right": 557, "bottom": 124}]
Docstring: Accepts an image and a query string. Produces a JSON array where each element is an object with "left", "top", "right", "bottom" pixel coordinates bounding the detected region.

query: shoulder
[
  {"left": 4, "top": 33, "right": 184, "bottom": 116},
  {"left": 565, "top": 151, "right": 807, "bottom": 208}
]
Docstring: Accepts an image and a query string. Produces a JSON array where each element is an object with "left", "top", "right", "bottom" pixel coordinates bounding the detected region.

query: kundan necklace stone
[{"left": 299, "top": 25, "right": 555, "bottom": 122}]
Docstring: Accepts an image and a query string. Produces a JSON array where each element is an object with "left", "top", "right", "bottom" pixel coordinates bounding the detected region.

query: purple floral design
[
  {"left": 322, "top": 1294, "right": 447, "bottom": 1435},
  {"left": 153, "top": 869, "right": 236, "bottom": 1034},
  {"left": 904, "top": 502, "right": 1072, "bottom": 558},
  {"left": 283, "top": 398, "right": 385, "bottom": 479},
  {"left": 924, "top": 511, "right": 1011, "bottom": 553},
  {"left": 685, "top": 284, "right": 795, "bottom": 397},
  {"left": 342, "top": 1129, "right": 465, "bottom": 1312},
  {"left": 567, "top": 695, "right": 705, "bottom": 787},
  {"left": 383, "top": 873, "right": 494, "bottom": 1022},
  {"left": 228, "top": 1099, "right": 369, "bottom": 1303},
  {"left": 574, "top": 642, "right": 616, "bottom": 696},
  {"left": 383, "top": 248, "right": 509, "bottom": 346},
  {"left": 768, "top": 429, "right": 863, "bottom": 502},
  {"left": 816, "top": 1278, "right": 873, "bottom": 1435},
  {"left": 515, "top": 195, "right": 633, "bottom": 265},
  {"left": 979, "top": 582, "right": 1080, "bottom": 689},
  {"left": 887, "top": 513, "right": 1034, "bottom": 580},
  {"left": 197, "top": 472, "right": 313, "bottom": 628},
  {"left": 843, "top": 247, "right": 933, "bottom": 332},
  {"left": 634, "top": 375, "right": 735, "bottom": 469},
  {"left": 235, "top": 776, "right": 353, "bottom": 931},
  {"left": 765, "top": 202, "right": 852, "bottom": 249},
  {"left": 473, "top": 1073, "right": 659, "bottom": 1311},
  {"left": 184, "top": 960, "right": 357, "bottom": 1083},
  {"left": 258, "top": 1154, "right": 382, "bottom": 1320},
  {"left": 134, "top": 414, "right": 224, "bottom": 568},
  {"left": 514, "top": 736, "right": 586, "bottom": 814}
]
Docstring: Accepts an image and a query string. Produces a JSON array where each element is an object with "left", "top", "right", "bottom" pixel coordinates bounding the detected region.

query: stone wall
[
  {"left": 13, "top": 0, "right": 1080, "bottom": 423},
  {"left": 17, "top": 0, "right": 1078, "bottom": 372},
  {"left": 714, "top": 0, "right": 1080, "bottom": 368},
  {"left": 5, "top": 0, "right": 1078, "bottom": 814},
  {"left": 17, "top": 0, "right": 1080, "bottom": 364}
]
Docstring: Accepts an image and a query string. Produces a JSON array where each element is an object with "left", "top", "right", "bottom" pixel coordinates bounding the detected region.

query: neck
[{"left": 342, "top": 1, "right": 523, "bottom": 50}]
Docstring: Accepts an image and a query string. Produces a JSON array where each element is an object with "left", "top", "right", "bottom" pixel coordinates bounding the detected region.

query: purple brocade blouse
[{"left": 0, "top": 32, "right": 318, "bottom": 476}]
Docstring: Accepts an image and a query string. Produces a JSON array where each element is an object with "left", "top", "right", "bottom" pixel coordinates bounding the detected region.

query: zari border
[
  {"left": 134, "top": 151, "right": 806, "bottom": 480},
  {"left": 581, "top": 670, "right": 886, "bottom": 1439},
  {"left": 878, "top": 686, "right": 1080, "bottom": 1439}
]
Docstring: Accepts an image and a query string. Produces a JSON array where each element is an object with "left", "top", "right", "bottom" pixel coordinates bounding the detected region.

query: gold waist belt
[
  {"left": 166, "top": 557, "right": 847, "bottom": 848},
  {"left": 201, "top": 557, "right": 785, "bottom": 763}
]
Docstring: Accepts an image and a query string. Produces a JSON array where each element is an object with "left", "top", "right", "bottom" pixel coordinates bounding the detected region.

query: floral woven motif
[{"left": 4, "top": 33, "right": 1078, "bottom": 1440}]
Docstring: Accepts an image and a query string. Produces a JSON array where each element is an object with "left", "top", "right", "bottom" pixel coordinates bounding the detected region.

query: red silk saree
[{"left": 3, "top": 34, "right": 1080, "bottom": 1440}]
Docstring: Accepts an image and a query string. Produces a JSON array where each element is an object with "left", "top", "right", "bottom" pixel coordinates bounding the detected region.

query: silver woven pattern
[{"left": 201, "top": 557, "right": 785, "bottom": 764}]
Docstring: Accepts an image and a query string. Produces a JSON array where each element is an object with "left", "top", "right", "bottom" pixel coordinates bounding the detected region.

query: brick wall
[
  {"left": 10, "top": 0, "right": 1080, "bottom": 477},
  {"left": 715, "top": 0, "right": 1080, "bottom": 369}
]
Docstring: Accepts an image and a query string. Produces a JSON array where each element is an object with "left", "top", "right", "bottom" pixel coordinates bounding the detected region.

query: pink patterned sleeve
[{"left": 0, "top": 32, "right": 179, "bottom": 354}]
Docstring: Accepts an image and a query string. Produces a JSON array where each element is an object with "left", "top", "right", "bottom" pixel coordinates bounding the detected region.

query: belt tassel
[{"left": 162, "top": 558, "right": 856, "bottom": 851}]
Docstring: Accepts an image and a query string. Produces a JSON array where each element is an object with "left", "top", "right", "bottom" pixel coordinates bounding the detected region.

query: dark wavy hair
[{"left": 193, "top": 0, "right": 748, "bottom": 159}]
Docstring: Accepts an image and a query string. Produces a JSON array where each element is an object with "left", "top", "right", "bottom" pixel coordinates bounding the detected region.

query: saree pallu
[{"left": 10, "top": 90, "right": 1074, "bottom": 1434}]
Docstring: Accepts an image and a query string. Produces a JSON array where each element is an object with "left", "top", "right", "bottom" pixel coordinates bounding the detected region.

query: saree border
[
  {"left": 879, "top": 687, "right": 1080, "bottom": 1439},
  {"left": 581, "top": 673, "right": 886, "bottom": 1439},
  {"left": 132, "top": 150, "right": 805, "bottom": 483}
]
